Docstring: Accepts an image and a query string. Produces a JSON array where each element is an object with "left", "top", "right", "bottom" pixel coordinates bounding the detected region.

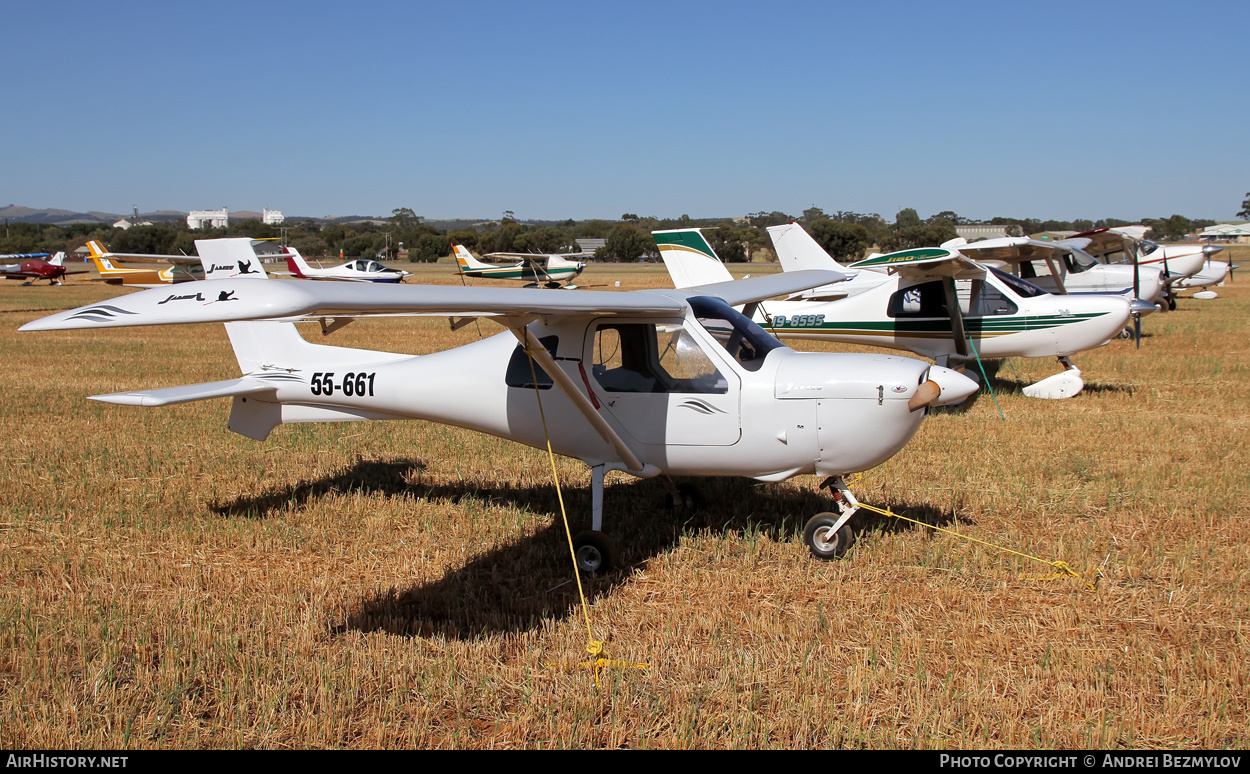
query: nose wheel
[{"left": 803, "top": 513, "right": 855, "bottom": 560}]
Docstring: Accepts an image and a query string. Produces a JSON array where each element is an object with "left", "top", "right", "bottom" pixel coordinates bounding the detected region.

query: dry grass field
[{"left": 1, "top": 252, "right": 1247, "bottom": 749}]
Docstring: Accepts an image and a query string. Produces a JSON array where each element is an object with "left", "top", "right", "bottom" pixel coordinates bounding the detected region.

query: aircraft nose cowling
[
  {"left": 925, "top": 366, "right": 979, "bottom": 407},
  {"left": 1048, "top": 294, "right": 1131, "bottom": 355}
]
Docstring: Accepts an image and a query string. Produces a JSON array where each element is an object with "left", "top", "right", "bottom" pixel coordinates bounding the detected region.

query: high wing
[
  {"left": 849, "top": 247, "right": 984, "bottom": 280},
  {"left": 95, "top": 253, "right": 202, "bottom": 265},
  {"left": 684, "top": 270, "right": 846, "bottom": 307},
  {"left": 944, "top": 236, "right": 1077, "bottom": 293},
  {"left": 21, "top": 280, "right": 685, "bottom": 331},
  {"left": 850, "top": 247, "right": 985, "bottom": 358},
  {"left": 486, "top": 253, "right": 555, "bottom": 281},
  {"left": 23, "top": 270, "right": 846, "bottom": 333},
  {"left": 1070, "top": 228, "right": 1148, "bottom": 261}
]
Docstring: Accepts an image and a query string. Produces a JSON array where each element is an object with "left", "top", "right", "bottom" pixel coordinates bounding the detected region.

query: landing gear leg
[
  {"left": 660, "top": 476, "right": 702, "bottom": 512},
  {"left": 572, "top": 465, "right": 616, "bottom": 574},
  {"left": 804, "top": 477, "right": 860, "bottom": 560}
]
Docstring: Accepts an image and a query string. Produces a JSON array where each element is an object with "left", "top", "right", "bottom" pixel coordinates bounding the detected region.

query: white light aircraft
[
  {"left": 1074, "top": 228, "right": 1221, "bottom": 309},
  {"left": 656, "top": 228, "right": 1133, "bottom": 400},
  {"left": 22, "top": 238, "right": 977, "bottom": 569},
  {"left": 1171, "top": 254, "right": 1230, "bottom": 300},
  {"left": 453, "top": 245, "right": 586, "bottom": 288},
  {"left": 284, "top": 248, "right": 412, "bottom": 283},
  {"left": 940, "top": 236, "right": 1164, "bottom": 305}
]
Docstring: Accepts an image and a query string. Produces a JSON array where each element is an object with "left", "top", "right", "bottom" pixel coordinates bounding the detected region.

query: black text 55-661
[{"left": 310, "top": 371, "right": 376, "bottom": 397}]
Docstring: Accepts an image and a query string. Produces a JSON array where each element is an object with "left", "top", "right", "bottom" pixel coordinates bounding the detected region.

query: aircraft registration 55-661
[{"left": 22, "top": 238, "right": 977, "bottom": 570}]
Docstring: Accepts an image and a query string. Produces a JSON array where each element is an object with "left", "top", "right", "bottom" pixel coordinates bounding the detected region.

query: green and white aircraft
[
  {"left": 453, "top": 245, "right": 585, "bottom": 288},
  {"left": 654, "top": 228, "right": 1132, "bottom": 400}
]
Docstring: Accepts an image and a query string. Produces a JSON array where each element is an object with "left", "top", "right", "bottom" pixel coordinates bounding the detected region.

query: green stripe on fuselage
[{"left": 763, "top": 312, "right": 1106, "bottom": 337}]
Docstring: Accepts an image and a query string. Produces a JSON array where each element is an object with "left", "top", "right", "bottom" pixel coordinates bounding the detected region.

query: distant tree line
[{"left": 0, "top": 205, "right": 1221, "bottom": 264}]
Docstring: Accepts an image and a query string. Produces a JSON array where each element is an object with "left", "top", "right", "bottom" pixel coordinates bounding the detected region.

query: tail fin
[
  {"left": 284, "top": 248, "right": 313, "bottom": 278},
  {"left": 452, "top": 244, "right": 492, "bottom": 272},
  {"left": 196, "top": 238, "right": 268, "bottom": 280},
  {"left": 651, "top": 229, "right": 734, "bottom": 288},
  {"left": 767, "top": 223, "right": 853, "bottom": 272},
  {"left": 85, "top": 241, "right": 106, "bottom": 258},
  {"left": 89, "top": 254, "right": 119, "bottom": 273},
  {"left": 221, "top": 321, "right": 408, "bottom": 439},
  {"left": 48, "top": 252, "right": 66, "bottom": 267}
]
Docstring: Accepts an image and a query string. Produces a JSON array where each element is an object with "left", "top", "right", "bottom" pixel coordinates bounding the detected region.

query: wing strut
[
  {"left": 509, "top": 324, "right": 644, "bottom": 473},
  {"left": 1043, "top": 256, "right": 1067, "bottom": 294},
  {"left": 942, "top": 278, "right": 969, "bottom": 357}
]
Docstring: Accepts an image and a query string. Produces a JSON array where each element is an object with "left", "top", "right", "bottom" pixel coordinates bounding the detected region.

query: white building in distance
[
  {"left": 262, "top": 207, "right": 284, "bottom": 226},
  {"left": 188, "top": 208, "right": 229, "bottom": 229}
]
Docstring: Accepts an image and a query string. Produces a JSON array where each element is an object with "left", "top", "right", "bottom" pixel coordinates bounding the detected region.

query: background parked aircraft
[
  {"left": 453, "top": 245, "right": 585, "bottom": 288},
  {"left": 284, "top": 248, "right": 411, "bottom": 283},
  {"left": 0, "top": 252, "right": 86, "bottom": 285},
  {"left": 85, "top": 240, "right": 202, "bottom": 287}
]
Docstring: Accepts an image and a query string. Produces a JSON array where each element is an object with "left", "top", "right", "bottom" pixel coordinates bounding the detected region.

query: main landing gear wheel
[
  {"left": 803, "top": 513, "right": 854, "bottom": 560},
  {"left": 572, "top": 530, "right": 617, "bottom": 575}
]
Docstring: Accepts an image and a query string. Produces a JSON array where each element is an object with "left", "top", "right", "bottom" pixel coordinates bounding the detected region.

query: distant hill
[{"left": 0, "top": 205, "right": 189, "bottom": 225}]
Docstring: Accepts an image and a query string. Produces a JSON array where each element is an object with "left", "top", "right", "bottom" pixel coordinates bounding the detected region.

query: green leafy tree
[
  {"left": 894, "top": 208, "right": 922, "bottom": 229},
  {"left": 389, "top": 208, "right": 421, "bottom": 230},
  {"left": 882, "top": 222, "right": 958, "bottom": 252},
  {"left": 447, "top": 229, "right": 478, "bottom": 251},
  {"left": 409, "top": 234, "right": 448, "bottom": 263},
  {"left": 596, "top": 223, "right": 652, "bottom": 262},
  {"left": 810, "top": 219, "right": 870, "bottom": 262},
  {"left": 1238, "top": 192, "right": 1250, "bottom": 220},
  {"left": 706, "top": 225, "right": 747, "bottom": 262},
  {"left": 746, "top": 211, "right": 793, "bottom": 229},
  {"left": 801, "top": 205, "right": 827, "bottom": 225}
]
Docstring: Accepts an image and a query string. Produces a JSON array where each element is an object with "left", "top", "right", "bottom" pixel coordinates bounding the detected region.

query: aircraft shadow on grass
[
  {"left": 212, "top": 464, "right": 952, "bottom": 639},
  {"left": 209, "top": 457, "right": 954, "bottom": 638},
  {"left": 940, "top": 359, "right": 1137, "bottom": 407}
]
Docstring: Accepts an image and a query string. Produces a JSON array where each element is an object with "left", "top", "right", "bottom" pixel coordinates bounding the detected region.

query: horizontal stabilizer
[{"left": 89, "top": 377, "right": 276, "bottom": 407}]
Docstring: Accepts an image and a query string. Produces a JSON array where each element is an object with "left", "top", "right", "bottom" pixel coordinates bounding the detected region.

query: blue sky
[{"left": 3, "top": 0, "right": 1246, "bottom": 222}]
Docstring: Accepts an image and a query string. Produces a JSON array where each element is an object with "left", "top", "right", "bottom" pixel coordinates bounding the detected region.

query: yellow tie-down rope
[
  {"left": 842, "top": 476, "right": 1102, "bottom": 591},
  {"left": 524, "top": 349, "right": 649, "bottom": 687}
]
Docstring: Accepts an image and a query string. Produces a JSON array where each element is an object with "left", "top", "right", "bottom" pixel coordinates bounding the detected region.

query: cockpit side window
[
  {"left": 1065, "top": 249, "right": 1098, "bottom": 274},
  {"left": 687, "top": 296, "right": 784, "bottom": 372},
  {"left": 888, "top": 281, "right": 949, "bottom": 317},
  {"left": 505, "top": 335, "right": 557, "bottom": 389},
  {"left": 591, "top": 322, "right": 727, "bottom": 394},
  {"left": 989, "top": 266, "right": 1047, "bottom": 298}
]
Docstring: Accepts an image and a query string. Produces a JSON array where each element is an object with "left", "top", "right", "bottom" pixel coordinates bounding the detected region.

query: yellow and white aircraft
[
  {"left": 22, "top": 237, "right": 977, "bottom": 568},
  {"left": 85, "top": 240, "right": 202, "bottom": 287},
  {"left": 86, "top": 239, "right": 271, "bottom": 285}
]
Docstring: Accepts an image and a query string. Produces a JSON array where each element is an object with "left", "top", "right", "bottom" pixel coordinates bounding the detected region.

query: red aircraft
[{"left": 0, "top": 252, "right": 87, "bottom": 285}]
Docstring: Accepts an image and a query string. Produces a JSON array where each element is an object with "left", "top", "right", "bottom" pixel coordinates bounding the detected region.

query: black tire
[
  {"left": 1167, "top": 295, "right": 1177, "bottom": 311},
  {"left": 664, "top": 483, "right": 703, "bottom": 513},
  {"left": 572, "top": 530, "right": 617, "bottom": 575},
  {"left": 803, "top": 512, "right": 854, "bottom": 560}
]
